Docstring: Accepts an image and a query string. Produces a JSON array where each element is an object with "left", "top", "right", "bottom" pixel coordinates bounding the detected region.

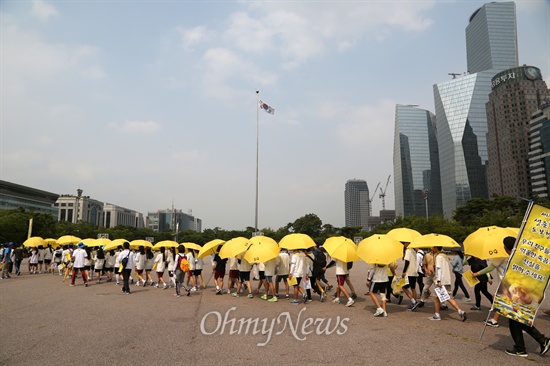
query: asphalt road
[{"left": 1, "top": 257, "right": 549, "bottom": 366}]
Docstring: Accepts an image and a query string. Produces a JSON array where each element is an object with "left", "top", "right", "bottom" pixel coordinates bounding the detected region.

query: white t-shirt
[
  {"left": 335, "top": 260, "right": 349, "bottom": 276},
  {"left": 368, "top": 264, "right": 389, "bottom": 283},
  {"left": 435, "top": 253, "right": 452, "bottom": 285},
  {"left": 277, "top": 253, "right": 290, "bottom": 275},
  {"left": 490, "top": 257, "right": 508, "bottom": 281},
  {"left": 186, "top": 252, "right": 196, "bottom": 271},
  {"left": 119, "top": 249, "right": 135, "bottom": 269},
  {"left": 72, "top": 248, "right": 87, "bottom": 268},
  {"left": 228, "top": 256, "right": 238, "bottom": 270},
  {"left": 154, "top": 252, "right": 165, "bottom": 272},
  {"left": 404, "top": 248, "right": 418, "bottom": 276},
  {"left": 264, "top": 257, "right": 279, "bottom": 276},
  {"left": 290, "top": 252, "right": 308, "bottom": 277},
  {"left": 239, "top": 256, "right": 252, "bottom": 272},
  {"left": 135, "top": 253, "right": 145, "bottom": 270}
]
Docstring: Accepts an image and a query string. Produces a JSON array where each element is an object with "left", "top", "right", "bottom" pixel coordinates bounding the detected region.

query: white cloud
[
  {"left": 81, "top": 65, "right": 107, "bottom": 80},
  {"left": 176, "top": 25, "right": 213, "bottom": 50},
  {"left": 110, "top": 120, "right": 162, "bottom": 134},
  {"left": 31, "top": 0, "right": 59, "bottom": 21}
]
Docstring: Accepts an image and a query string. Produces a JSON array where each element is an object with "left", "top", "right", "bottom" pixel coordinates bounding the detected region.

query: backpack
[
  {"left": 312, "top": 249, "right": 326, "bottom": 270},
  {"left": 178, "top": 255, "right": 190, "bottom": 272}
]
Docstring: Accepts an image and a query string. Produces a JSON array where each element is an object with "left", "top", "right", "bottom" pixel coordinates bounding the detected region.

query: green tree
[{"left": 291, "top": 213, "right": 322, "bottom": 238}]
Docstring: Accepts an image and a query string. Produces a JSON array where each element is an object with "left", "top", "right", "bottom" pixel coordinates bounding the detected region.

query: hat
[{"left": 77, "top": 242, "right": 85, "bottom": 248}]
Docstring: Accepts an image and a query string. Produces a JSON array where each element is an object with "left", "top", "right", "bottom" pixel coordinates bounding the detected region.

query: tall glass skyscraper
[
  {"left": 433, "top": 1, "right": 518, "bottom": 218},
  {"left": 393, "top": 105, "right": 442, "bottom": 218},
  {"left": 344, "top": 179, "right": 370, "bottom": 229},
  {"left": 466, "top": 2, "right": 518, "bottom": 74}
]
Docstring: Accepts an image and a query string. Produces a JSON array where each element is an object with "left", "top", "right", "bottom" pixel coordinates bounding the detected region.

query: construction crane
[
  {"left": 379, "top": 175, "right": 391, "bottom": 210},
  {"left": 367, "top": 182, "right": 381, "bottom": 217}
]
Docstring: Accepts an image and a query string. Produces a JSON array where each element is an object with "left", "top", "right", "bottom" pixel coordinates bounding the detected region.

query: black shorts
[
  {"left": 193, "top": 269, "right": 202, "bottom": 276},
  {"left": 95, "top": 268, "right": 103, "bottom": 273},
  {"left": 258, "top": 271, "right": 265, "bottom": 280},
  {"left": 84, "top": 266, "right": 91, "bottom": 271},
  {"left": 369, "top": 281, "right": 388, "bottom": 294},
  {"left": 239, "top": 271, "right": 251, "bottom": 282},
  {"left": 45, "top": 259, "right": 51, "bottom": 264},
  {"left": 403, "top": 276, "right": 418, "bottom": 289},
  {"left": 276, "top": 274, "right": 288, "bottom": 282},
  {"left": 104, "top": 267, "right": 114, "bottom": 273}
]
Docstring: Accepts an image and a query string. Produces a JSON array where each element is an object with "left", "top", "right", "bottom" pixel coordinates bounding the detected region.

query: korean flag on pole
[{"left": 258, "top": 100, "right": 275, "bottom": 115}]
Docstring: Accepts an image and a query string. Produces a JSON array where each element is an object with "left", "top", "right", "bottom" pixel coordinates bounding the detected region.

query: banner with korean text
[{"left": 493, "top": 203, "right": 550, "bottom": 326}]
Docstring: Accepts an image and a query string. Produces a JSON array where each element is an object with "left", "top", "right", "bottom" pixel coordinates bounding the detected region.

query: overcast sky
[{"left": 1, "top": 0, "right": 549, "bottom": 231}]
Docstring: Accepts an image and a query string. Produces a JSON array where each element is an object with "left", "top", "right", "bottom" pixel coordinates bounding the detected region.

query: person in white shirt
[
  {"left": 232, "top": 255, "right": 253, "bottom": 298},
  {"left": 104, "top": 250, "right": 115, "bottom": 282},
  {"left": 134, "top": 246, "right": 146, "bottom": 286},
  {"left": 119, "top": 242, "right": 135, "bottom": 294},
  {"left": 71, "top": 243, "right": 89, "bottom": 287},
  {"left": 288, "top": 250, "right": 308, "bottom": 305},
  {"left": 144, "top": 248, "right": 155, "bottom": 286},
  {"left": 366, "top": 263, "right": 395, "bottom": 317},
  {"left": 185, "top": 250, "right": 197, "bottom": 291},
  {"left": 166, "top": 247, "right": 176, "bottom": 288},
  {"left": 227, "top": 256, "right": 239, "bottom": 294},
  {"left": 263, "top": 256, "right": 280, "bottom": 302},
  {"left": 429, "top": 246, "right": 467, "bottom": 322},
  {"left": 401, "top": 243, "right": 419, "bottom": 310},
  {"left": 275, "top": 250, "right": 290, "bottom": 299},
  {"left": 153, "top": 247, "right": 167, "bottom": 289},
  {"left": 37, "top": 246, "right": 45, "bottom": 274},
  {"left": 172, "top": 245, "right": 190, "bottom": 297},
  {"left": 94, "top": 248, "right": 105, "bottom": 284},
  {"left": 193, "top": 251, "right": 204, "bottom": 290},
  {"left": 332, "top": 259, "right": 355, "bottom": 307}
]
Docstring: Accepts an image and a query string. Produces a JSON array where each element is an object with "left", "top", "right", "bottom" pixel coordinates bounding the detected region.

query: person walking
[
  {"left": 212, "top": 250, "right": 227, "bottom": 295},
  {"left": 13, "top": 244, "right": 24, "bottom": 276},
  {"left": 104, "top": 250, "right": 115, "bottom": 282},
  {"left": 275, "top": 249, "right": 290, "bottom": 299},
  {"left": 119, "top": 242, "right": 135, "bottom": 294},
  {"left": 134, "top": 246, "right": 146, "bottom": 286},
  {"left": 153, "top": 247, "right": 167, "bottom": 289},
  {"left": 288, "top": 250, "right": 308, "bottom": 305},
  {"left": 94, "top": 248, "right": 105, "bottom": 284},
  {"left": 467, "top": 256, "right": 493, "bottom": 310},
  {"left": 451, "top": 250, "right": 471, "bottom": 302},
  {"left": 71, "top": 243, "right": 89, "bottom": 287},
  {"left": 166, "top": 247, "right": 176, "bottom": 289},
  {"left": 401, "top": 242, "right": 420, "bottom": 310},
  {"left": 144, "top": 247, "right": 155, "bottom": 286},
  {"left": 366, "top": 263, "right": 395, "bottom": 317},
  {"left": 332, "top": 259, "right": 355, "bottom": 307},
  {"left": 173, "top": 245, "right": 190, "bottom": 297}
]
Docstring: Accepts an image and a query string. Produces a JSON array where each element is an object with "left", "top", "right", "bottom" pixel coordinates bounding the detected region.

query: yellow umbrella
[
  {"left": 57, "top": 235, "right": 82, "bottom": 246},
  {"left": 153, "top": 240, "right": 179, "bottom": 250},
  {"left": 249, "top": 235, "right": 278, "bottom": 246},
  {"left": 278, "top": 233, "right": 316, "bottom": 250},
  {"left": 463, "top": 226, "right": 519, "bottom": 259},
  {"left": 408, "top": 233, "right": 460, "bottom": 249},
  {"left": 243, "top": 240, "right": 280, "bottom": 264},
  {"left": 387, "top": 228, "right": 422, "bottom": 243},
  {"left": 181, "top": 242, "right": 202, "bottom": 252},
  {"left": 23, "top": 236, "right": 45, "bottom": 248},
  {"left": 81, "top": 238, "right": 97, "bottom": 247},
  {"left": 93, "top": 238, "right": 112, "bottom": 248},
  {"left": 103, "top": 238, "right": 128, "bottom": 252},
  {"left": 197, "top": 239, "right": 225, "bottom": 258},
  {"left": 322, "top": 236, "right": 359, "bottom": 262},
  {"left": 357, "top": 234, "right": 404, "bottom": 265},
  {"left": 130, "top": 239, "right": 153, "bottom": 250},
  {"left": 219, "top": 237, "right": 250, "bottom": 259}
]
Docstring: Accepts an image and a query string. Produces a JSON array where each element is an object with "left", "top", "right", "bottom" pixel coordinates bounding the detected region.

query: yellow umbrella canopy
[
  {"left": 322, "top": 236, "right": 359, "bottom": 262},
  {"left": 129, "top": 239, "right": 153, "bottom": 250},
  {"left": 181, "top": 242, "right": 202, "bottom": 252},
  {"left": 357, "top": 234, "right": 404, "bottom": 265},
  {"left": 278, "top": 233, "right": 316, "bottom": 250},
  {"left": 387, "top": 228, "right": 422, "bottom": 243},
  {"left": 92, "top": 238, "right": 112, "bottom": 248},
  {"left": 408, "top": 233, "right": 460, "bottom": 249},
  {"left": 23, "top": 236, "right": 45, "bottom": 248},
  {"left": 81, "top": 238, "right": 97, "bottom": 247},
  {"left": 103, "top": 238, "right": 128, "bottom": 252},
  {"left": 249, "top": 235, "right": 278, "bottom": 247},
  {"left": 197, "top": 239, "right": 225, "bottom": 258},
  {"left": 219, "top": 237, "right": 250, "bottom": 259},
  {"left": 152, "top": 240, "right": 179, "bottom": 250},
  {"left": 243, "top": 240, "right": 280, "bottom": 264},
  {"left": 463, "top": 226, "right": 518, "bottom": 259},
  {"left": 57, "top": 235, "right": 82, "bottom": 246}
]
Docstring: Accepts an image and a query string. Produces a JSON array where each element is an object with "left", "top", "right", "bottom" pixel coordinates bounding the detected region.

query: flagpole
[{"left": 255, "top": 90, "right": 260, "bottom": 234}]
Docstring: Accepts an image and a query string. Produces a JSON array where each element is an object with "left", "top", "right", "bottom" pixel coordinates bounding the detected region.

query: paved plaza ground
[{"left": 1, "top": 258, "right": 549, "bottom": 366}]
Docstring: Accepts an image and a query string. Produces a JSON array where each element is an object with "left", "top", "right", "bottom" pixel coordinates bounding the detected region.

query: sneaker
[
  {"left": 215, "top": 289, "right": 222, "bottom": 295},
  {"left": 227, "top": 289, "right": 231, "bottom": 294},
  {"left": 163, "top": 284, "right": 168, "bottom": 289},
  {"left": 470, "top": 306, "right": 481, "bottom": 310},
  {"left": 440, "top": 304, "right": 449, "bottom": 311},
  {"left": 116, "top": 282, "right": 120, "bottom": 286},
  {"left": 504, "top": 349, "right": 527, "bottom": 357},
  {"left": 305, "top": 299, "right": 313, "bottom": 303},
  {"left": 540, "top": 338, "right": 550, "bottom": 355},
  {"left": 155, "top": 284, "right": 159, "bottom": 288},
  {"left": 285, "top": 295, "right": 290, "bottom": 299},
  {"left": 398, "top": 295, "right": 403, "bottom": 305},
  {"left": 351, "top": 293, "right": 357, "bottom": 300},
  {"left": 70, "top": 284, "right": 75, "bottom": 287},
  {"left": 173, "top": 293, "right": 180, "bottom": 297},
  {"left": 290, "top": 300, "right": 299, "bottom": 305},
  {"left": 332, "top": 298, "right": 340, "bottom": 304},
  {"left": 327, "top": 285, "right": 333, "bottom": 291},
  {"left": 247, "top": 294, "right": 253, "bottom": 298},
  {"left": 303, "top": 294, "right": 307, "bottom": 302},
  {"left": 345, "top": 299, "right": 355, "bottom": 307},
  {"left": 261, "top": 294, "right": 268, "bottom": 300},
  {"left": 231, "top": 292, "right": 239, "bottom": 297},
  {"left": 190, "top": 287, "right": 197, "bottom": 292},
  {"left": 411, "top": 301, "right": 421, "bottom": 311},
  {"left": 459, "top": 311, "right": 467, "bottom": 322},
  {"left": 268, "top": 297, "right": 278, "bottom": 302},
  {"left": 84, "top": 282, "right": 88, "bottom": 287},
  {"left": 464, "top": 297, "right": 472, "bottom": 302},
  {"left": 319, "top": 293, "right": 324, "bottom": 302},
  {"left": 407, "top": 303, "right": 415, "bottom": 310},
  {"left": 417, "top": 300, "right": 425, "bottom": 308},
  {"left": 275, "top": 294, "right": 280, "bottom": 298},
  {"left": 374, "top": 308, "right": 384, "bottom": 317},
  {"left": 485, "top": 319, "right": 499, "bottom": 327},
  {"left": 428, "top": 314, "right": 441, "bottom": 321}
]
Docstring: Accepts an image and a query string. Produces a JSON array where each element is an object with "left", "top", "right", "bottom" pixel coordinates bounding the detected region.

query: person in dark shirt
[{"left": 212, "top": 250, "right": 228, "bottom": 295}]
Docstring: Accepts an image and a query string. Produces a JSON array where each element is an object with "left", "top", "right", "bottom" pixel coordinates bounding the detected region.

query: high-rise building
[
  {"left": 529, "top": 98, "right": 550, "bottom": 198},
  {"left": 147, "top": 209, "right": 202, "bottom": 233},
  {"left": 0, "top": 180, "right": 59, "bottom": 217},
  {"left": 466, "top": 2, "right": 518, "bottom": 74},
  {"left": 393, "top": 105, "right": 442, "bottom": 218},
  {"left": 486, "top": 66, "right": 550, "bottom": 198},
  {"left": 344, "top": 179, "right": 370, "bottom": 230},
  {"left": 433, "top": 1, "right": 518, "bottom": 218}
]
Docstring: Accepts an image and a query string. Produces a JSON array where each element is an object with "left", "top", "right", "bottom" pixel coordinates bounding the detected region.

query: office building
[
  {"left": 147, "top": 209, "right": 202, "bottom": 233},
  {"left": 393, "top": 104, "right": 442, "bottom": 218},
  {"left": 529, "top": 98, "right": 550, "bottom": 198},
  {"left": 344, "top": 179, "right": 370, "bottom": 230},
  {"left": 0, "top": 180, "right": 59, "bottom": 217},
  {"left": 104, "top": 203, "right": 145, "bottom": 228},
  {"left": 55, "top": 190, "right": 104, "bottom": 225},
  {"left": 466, "top": 2, "right": 518, "bottom": 74},
  {"left": 433, "top": 1, "right": 519, "bottom": 218},
  {"left": 486, "top": 66, "right": 550, "bottom": 198}
]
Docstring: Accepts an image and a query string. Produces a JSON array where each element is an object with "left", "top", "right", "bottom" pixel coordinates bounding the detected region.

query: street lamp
[{"left": 422, "top": 189, "right": 429, "bottom": 220}]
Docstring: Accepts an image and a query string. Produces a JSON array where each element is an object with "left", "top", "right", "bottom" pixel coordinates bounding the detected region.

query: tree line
[{"left": 1, "top": 195, "right": 548, "bottom": 246}]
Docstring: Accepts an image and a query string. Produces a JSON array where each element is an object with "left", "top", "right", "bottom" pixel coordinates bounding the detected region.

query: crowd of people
[{"left": 1, "top": 237, "right": 549, "bottom": 357}]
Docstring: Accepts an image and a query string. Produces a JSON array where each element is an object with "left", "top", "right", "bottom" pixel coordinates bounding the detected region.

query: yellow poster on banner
[
  {"left": 463, "top": 270, "right": 480, "bottom": 287},
  {"left": 493, "top": 203, "right": 550, "bottom": 326}
]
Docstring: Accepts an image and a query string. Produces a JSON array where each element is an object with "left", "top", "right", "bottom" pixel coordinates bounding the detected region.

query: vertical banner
[
  {"left": 493, "top": 203, "right": 550, "bottom": 326},
  {"left": 28, "top": 218, "right": 33, "bottom": 239}
]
